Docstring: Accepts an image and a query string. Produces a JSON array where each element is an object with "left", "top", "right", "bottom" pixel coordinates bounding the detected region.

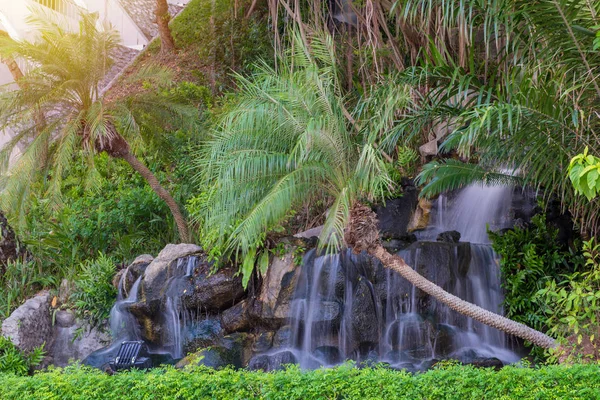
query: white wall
[{"left": 82, "top": 0, "right": 149, "bottom": 48}]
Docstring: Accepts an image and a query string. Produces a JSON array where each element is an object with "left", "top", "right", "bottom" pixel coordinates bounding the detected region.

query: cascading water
[
  {"left": 85, "top": 256, "right": 202, "bottom": 367},
  {"left": 264, "top": 184, "right": 526, "bottom": 370}
]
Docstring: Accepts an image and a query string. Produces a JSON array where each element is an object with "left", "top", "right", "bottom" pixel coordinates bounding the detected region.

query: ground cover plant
[{"left": 1, "top": 363, "right": 600, "bottom": 399}]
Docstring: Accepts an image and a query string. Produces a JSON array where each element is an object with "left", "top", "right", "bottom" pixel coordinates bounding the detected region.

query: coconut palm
[
  {"left": 196, "top": 31, "right": 557, "bottom": 349},
  {"left": 0, "top": 11, "right": 194, "bottom": 242}
]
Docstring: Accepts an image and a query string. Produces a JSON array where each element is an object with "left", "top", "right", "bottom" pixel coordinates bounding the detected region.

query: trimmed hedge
[{"left": 0, "top": 363, "right": 599, "bottom": 399}]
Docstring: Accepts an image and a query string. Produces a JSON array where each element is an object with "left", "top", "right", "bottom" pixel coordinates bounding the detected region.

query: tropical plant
[
  {"left": 376, "top": 0, "right": 600, "bottom": 236},
  {"left": 195, "top": 31, "right": 557, "bottom": 349},
  {"left": 70, "top": 253, "right": 117, "bottom": 328},
  {"left": 0, "top": 11, "right": 197, "bottom": 241},
  {"left": 568, "top": 147, "right": 600, "bottom": 201},
  {"left": 0, "top": 336, "right": 45, "bottom": 376}
]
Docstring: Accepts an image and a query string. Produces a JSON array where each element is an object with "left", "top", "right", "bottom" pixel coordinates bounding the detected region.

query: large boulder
[
  {"left": 142, "top": 243, "right": 202, "bottom": 301},
  {"left": 2, "top": 291, "right": 52, "bottom": 352},
  {"left": 181, "top": 265, "right": 245, "bottom": 312},
  {"left": 249, "top": 253, "right": 301, "bottom": 329},
  {"left": 48, "top": 310, "right": 110, "bottom": 367}
]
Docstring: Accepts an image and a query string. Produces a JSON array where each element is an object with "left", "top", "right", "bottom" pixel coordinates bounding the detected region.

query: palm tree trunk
[
  {"left": 121, "top": 152, "right": 190, "bottom": 243},
  {"left": 369, "top": 244, "right": 556, "bottom": 348},
  {"left": 345, "top": 203, "right": 557, "bottom": 349},
  {"left": 155, "top": 0, "right": 176, "bottom": 54}
]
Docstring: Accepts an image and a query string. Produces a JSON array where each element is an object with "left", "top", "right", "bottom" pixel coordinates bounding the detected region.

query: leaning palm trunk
[
  {"left": 345, "top": 203, "right": 557, "bottom": 349},
  {"left": 95, "top": 124, "right": 189, "bottom": 243}
]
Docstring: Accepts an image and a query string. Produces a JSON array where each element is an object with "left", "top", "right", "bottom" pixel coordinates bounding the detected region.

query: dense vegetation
[
  {"left": 1, "top": 363, "right": 600, "bottom": 399},
  {"left": 1, "top": 0, "right": 600, "bottom": 388}
]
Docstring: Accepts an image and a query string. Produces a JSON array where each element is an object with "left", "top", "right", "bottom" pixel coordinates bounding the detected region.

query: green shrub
[
  {"left": 0, "top": 260, "right": 56, "bottom": 320},
  {"left": 0, "top": 337, "right": 44, "bottom": 376},
  {"left": 0, "top": 363, "right": 600, "bottom": 399},
  {"left": 490, "top": 215, "right": 580, "bottom": 333},
  {"left": 70, "top": 253, "right": 117, "bottom": 327},
  {"left": 171, "top": 0, "right": 271, "bottom": 89}
]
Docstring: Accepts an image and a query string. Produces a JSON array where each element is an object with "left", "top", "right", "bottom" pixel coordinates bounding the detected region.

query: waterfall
[{"left": 275, "top": 184, "right": 524, "bottom": 370}]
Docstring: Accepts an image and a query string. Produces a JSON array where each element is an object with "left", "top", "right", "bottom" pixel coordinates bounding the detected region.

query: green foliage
[
  {"left": 171, "top": 0, "right": 271, "bottom": 90},
  {"left": 0, "top": 337, "right": 44, "bottom": 376},
  {"left": 70, "top": 253, "right": 117, "bottom": 328},
  {"left": 537, "top": 238, "right": 600, "bottom": 345},
  {"left": 568, "top": 147, "right": 600, "bottom": 201},
  {"left": 489, "top": 215, "right": 580, "bottom": 357},
  {"left": 0, "top": 260, "right": 55, "bottom": 320},
  {"left": 1, "top": 363, "right": 600, "bottom": 399},
  {"left": 389, "top": 0, "right": 600, "bottom": 235},
  {"left": 192, "top": 31, "right": 409, "bottom": 285}
]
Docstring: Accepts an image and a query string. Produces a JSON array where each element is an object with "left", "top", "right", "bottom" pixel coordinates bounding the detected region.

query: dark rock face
[
  {"left": 221, "top": 300, "right": 251, "bottom": 333},
  {"left": 437, "top": 230, "right": 461, "bottom": 243},
  {"left": 375, "top": 184, "right": 419, "bottom": 240},
  {"left": 351, "top": 279, "right": 379, "bottom": 345},
  {"left": 0, "top": 212, "right": 24, "bottom": 276},
  {"left": 181, "top": 266, "right": 245, "bottom": 312},
  {"left": 248, "top": 350, "right": 297, "bottom": 371}
]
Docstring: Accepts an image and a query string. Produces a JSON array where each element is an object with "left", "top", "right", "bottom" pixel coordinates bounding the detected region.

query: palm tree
[
  {"left": 156, "top": 0, "right": 176, "bottom": 53},
  {"left": 0, "top": 12, "right": 194, "bottom": 242},
  {"left": 196, "top": 32, "right": 557, "bottom": 349},
  {"left": 382, "top": 0, "right": 600, "bottom": 236}
]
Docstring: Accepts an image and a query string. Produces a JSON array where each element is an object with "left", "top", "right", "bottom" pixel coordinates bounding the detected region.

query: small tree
[{"left": 0, "top": 12, "right": 194, "bottom": 242}]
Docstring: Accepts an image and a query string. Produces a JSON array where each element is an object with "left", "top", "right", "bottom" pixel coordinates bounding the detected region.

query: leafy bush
[
  {"left": 21, "top": 145, "right": 193, "bottom": 276},
  {"left": 171, "top": 0, "right": 271, "bottom": 90},
  {"left": 0, "top": 337, "right": 44, "bottom": 376},
  {"left": 70, "top": 253, "right": 117, "bottom": 327},
  {"left": 0, "top": 363, "right": 600, "bottom": 399},
  {"left": 0, "top": 260, "right": 56, "bottom": 320},
  {"left": 490, "top": 215, "right": 579, "bottom": 333},
  {"left": 536, "top": 238, "right": 600, "bottom": 360}
]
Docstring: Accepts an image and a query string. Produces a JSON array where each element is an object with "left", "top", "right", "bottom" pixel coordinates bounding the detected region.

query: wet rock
[
  {"left": 272, "top": 325, "right": 293, "bottom": 348},
  {"left": 183, "top": 318, "right": 223, "bottom": 355},
  {"left": 176, "top": 345, "right": 243, "bottom": 369},
  {"left": 142, "top": 243, "right": 202, "bottom": 300},
  {"left": 351, "top": 279, "right": 379, "bottom": 345},
  {"left": 433, "top": 323, "right": 457, "bottom": 357},
  {"left": 436, "top": 230, "right": 461, "bottom": 243},
  {"left": 381, "top": 235, "right": 417, "bottom": 252},
  {"left": 220, "top": 300, "right": 251, "bottom": 333},
  {"left": 121, "top": 254, "right": 153, "bottom": 294},
  {"left": 407, "top": 198, "right": 433, "bottom": 232},
  {"left": 248, "top": 350, "right": 297, "bottom": 371},
  {"left": 181, "top": 266, "right": 245, "bottom": 312},
  {"left": 313, "top": 346, "right": 342, "bottom": 365},
  {"left": 290, "top": 300, "right": 341, "bottom": 328},
  {"left": 252, "top": 331, "right": 274, "bottom": 353},
  {"left": 465, "top": 357, "right": 504, "bottom": 370},
  {"left": 249, "top": 253, "right": 301, "bottom": 329},
  {"left": 50, "top": 323, "right": 110, "bottom": 367},
  {"left": 55, "top": 310, "right": 76, "bottom": 328},
  {"left": 2, "top": 291, "right": 52, "bottom": 352},
  {"left": 375, "top": 188, "right": 419, "bottom": 240}
]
